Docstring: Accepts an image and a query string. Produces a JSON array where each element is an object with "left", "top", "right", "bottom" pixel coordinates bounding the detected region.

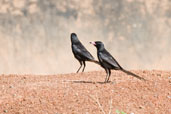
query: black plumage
[
  {"left": 71, "top": 33, "right": 99, "bottom": 73},
  {"left": 90, "top": 41, "right": 145, "bottom": 82}
]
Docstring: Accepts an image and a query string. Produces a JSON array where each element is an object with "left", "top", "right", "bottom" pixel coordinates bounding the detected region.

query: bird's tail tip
[
  {"left": 121, "top": 69, "right": 146, "bottom": 81},
  {"left": 89, "top": 60, "right": 100, "bottom": 65}
]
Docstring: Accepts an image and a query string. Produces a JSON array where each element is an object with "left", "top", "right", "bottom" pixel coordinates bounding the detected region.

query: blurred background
[{"left": 0, "top": 0, "right": 170, "bottom": 74}]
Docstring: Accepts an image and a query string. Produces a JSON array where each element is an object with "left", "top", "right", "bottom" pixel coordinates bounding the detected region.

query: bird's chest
[
  {"left": 97, "top": 53, "right": 105, "bottom": 67},
  {"left": 72, "top": 45, "right": 82, "bottom": 60},
  {"left": 97, "top": 53, "right": 103, "bottom": 62}
]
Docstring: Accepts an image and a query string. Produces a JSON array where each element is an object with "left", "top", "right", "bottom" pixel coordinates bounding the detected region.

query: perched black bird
[
  {"left": 90, "top": 41, "right": 145, "bottom": 82},
  {"left": 71, "top": 33, "right": 99, "bottom": 73}
]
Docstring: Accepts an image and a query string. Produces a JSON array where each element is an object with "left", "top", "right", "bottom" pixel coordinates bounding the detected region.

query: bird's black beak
[{"left": 90, "top": 42, "right": 96, "bottom": 46}]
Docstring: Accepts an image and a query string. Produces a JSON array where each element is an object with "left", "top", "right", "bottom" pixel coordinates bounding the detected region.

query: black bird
[
  {"left": 90, "top": 41, "right": 145, "bottom": 82},
  {"left": 71, "top": 33, "right": 99, "bottom": 73}
]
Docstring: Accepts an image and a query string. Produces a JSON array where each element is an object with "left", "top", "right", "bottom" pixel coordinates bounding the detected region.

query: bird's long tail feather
[
  {"left": 121, "top": 69, "right": 146, "bottom": 81},
  {"left": 88, "top": 60, "right": 100, "bottom": 65}
]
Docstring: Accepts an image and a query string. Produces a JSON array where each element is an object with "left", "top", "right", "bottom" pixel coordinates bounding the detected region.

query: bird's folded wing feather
[
  {"left": 73, "top": 43, "right": 94, "bottom": 60},
  {"left": 99, "top": 51, "right": 122, "bottom": 69}
]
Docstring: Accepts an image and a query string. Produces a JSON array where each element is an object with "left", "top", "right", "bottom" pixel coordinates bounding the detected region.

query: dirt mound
[{"left": 0, "top": 70, "right": 170, "bottom": 114}]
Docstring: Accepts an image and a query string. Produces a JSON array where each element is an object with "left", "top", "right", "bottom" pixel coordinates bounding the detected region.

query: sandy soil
[{"left": 0, "top": 70, "right": 170, "bottom": 114}]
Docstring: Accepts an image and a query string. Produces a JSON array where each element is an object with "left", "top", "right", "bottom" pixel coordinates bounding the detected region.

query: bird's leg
[
  {"left": 76, "top": 61, "right": 82, "bottom": 73},
  {"left": 104, "top": 69, "right": 108, "bottom": 83},
  {"left": 106, "top": 69, "right": 111, "bottom": 82},
  {"left": 82, "top": 61, "right": 86, "bottom": 72}
]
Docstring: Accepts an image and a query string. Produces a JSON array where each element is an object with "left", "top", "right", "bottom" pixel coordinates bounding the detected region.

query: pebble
[
  {"left": 4, "top": 110, "right": 8, "bottom": 113},
  {"left": 9, "top": 85, "right": 13, "bottom": 88},
  {"left": 13, "top": 94, "right": 16, "bottom": 97},
  {"left": 157, "top": 74, "right": 161, "bottom": 77}
]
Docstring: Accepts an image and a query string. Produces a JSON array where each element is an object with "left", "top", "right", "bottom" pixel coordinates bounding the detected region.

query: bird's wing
[
  {"left": 72, "top": 42, "right": 94, "bottom": 60},
  {"left": 99, "top": 50, "right": 122, "bottom": 69}
]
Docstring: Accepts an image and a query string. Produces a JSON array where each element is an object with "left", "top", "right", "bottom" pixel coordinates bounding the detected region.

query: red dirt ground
[{"left": 0, "top": 70, "right": 171, "bottom": 114}]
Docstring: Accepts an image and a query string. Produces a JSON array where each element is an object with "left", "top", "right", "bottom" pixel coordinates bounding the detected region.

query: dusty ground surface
[{"left": 0, "top": 70, "right": 171, "bottom": 114}]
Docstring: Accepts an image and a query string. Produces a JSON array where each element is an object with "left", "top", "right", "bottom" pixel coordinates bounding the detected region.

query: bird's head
[
  {"left": 90, "top": 41, "right": 104, "bottom": 51},
  {"left": 71, "top": 33, "right": 79, "bottom": 43}
]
